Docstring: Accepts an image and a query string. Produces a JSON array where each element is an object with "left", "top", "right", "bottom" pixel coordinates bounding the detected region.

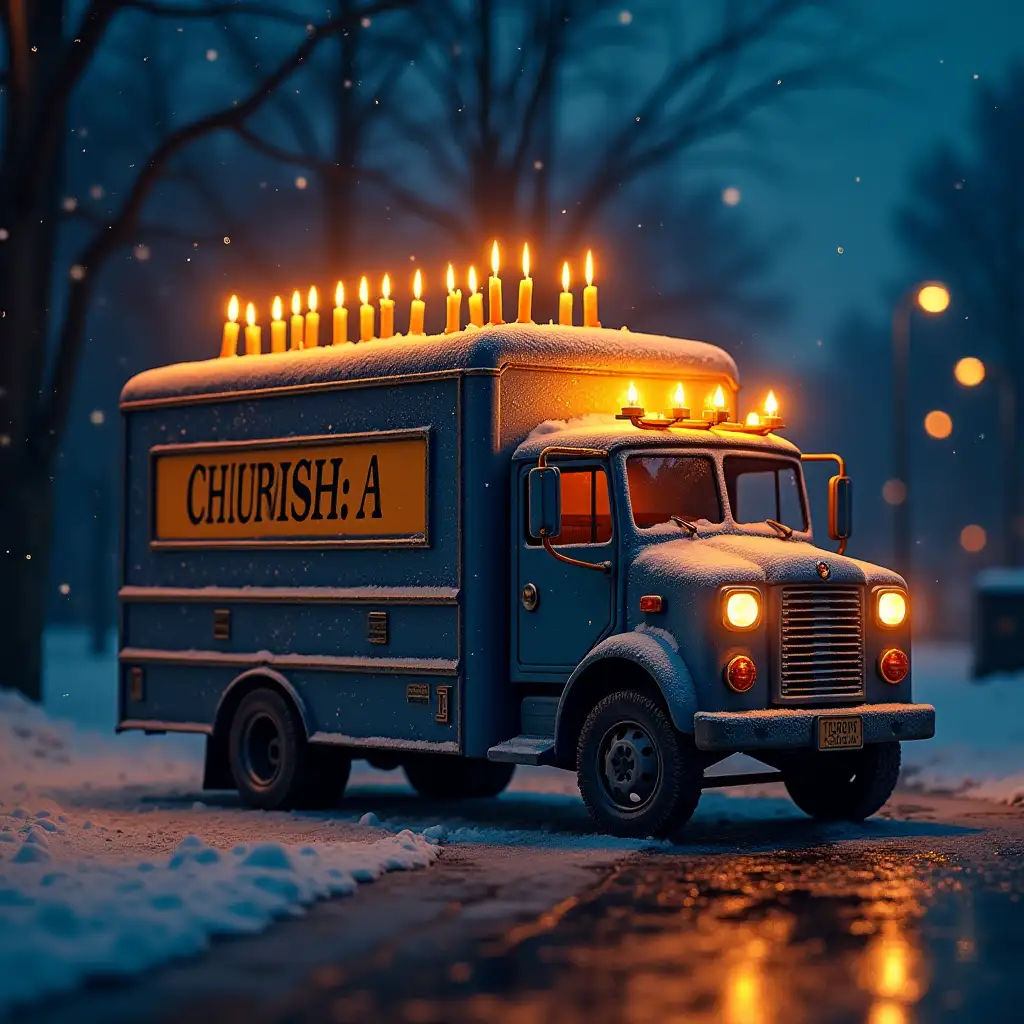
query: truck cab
[{"left": 117, "top": 323, "right": 933, "bottom": 838}]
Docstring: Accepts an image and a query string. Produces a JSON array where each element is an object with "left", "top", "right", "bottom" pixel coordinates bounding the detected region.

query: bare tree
[
  {"left": 0, "top": 0, "right": 406, "bottom": 701},
  {"left": 896, "top": 63, "right": 1024, "bottom": 566},
  {"left": 360, "top": 0, "right": 876, "bottom": 252}
]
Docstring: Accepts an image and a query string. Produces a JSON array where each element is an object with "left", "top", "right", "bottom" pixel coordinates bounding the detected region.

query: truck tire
[
  {"left": 576, "top": 690, "right": 702, "bottom": 839},
  {"left": 784, "top": 741, "right": 901, "bottom": 821},
  {"left": 228, "top": 687, "right": 350, "bottom": 810},
  {"left": 403, "top": 756, "right": 515, "bottom": 799}
]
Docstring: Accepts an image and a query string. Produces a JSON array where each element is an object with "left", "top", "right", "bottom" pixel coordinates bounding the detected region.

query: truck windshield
[
  {"left": 626, "top": 456, "right": 723, "bottom": 529},
  {"left": 723, "top": 456, "right": 807, "bottom": 532}
]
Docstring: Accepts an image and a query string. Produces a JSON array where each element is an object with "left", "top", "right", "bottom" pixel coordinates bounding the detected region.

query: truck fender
[
  {"left": 212, "top": 666, "right": 312, "bottom": 741},
  {"left": 554, "top": 629, "right": 697, "bottom": 763}
]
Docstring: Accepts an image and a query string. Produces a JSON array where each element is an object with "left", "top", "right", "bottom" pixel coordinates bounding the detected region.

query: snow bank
[
  {"left": 0, "top": 688, "right": 199, "bottom": 803},
  {"left": 0, "top": 829, "right": 437, "bottom": 1014}
]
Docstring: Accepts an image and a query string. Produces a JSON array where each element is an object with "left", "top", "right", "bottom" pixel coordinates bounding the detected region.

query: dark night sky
[{"left": 668, "top": 0, "right": 1023, "bottom": 362}]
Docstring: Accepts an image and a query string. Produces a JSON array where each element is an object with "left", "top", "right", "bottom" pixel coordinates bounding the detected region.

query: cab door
[{"left": 515, "top": 460, "right": 615, "bottom": 674}]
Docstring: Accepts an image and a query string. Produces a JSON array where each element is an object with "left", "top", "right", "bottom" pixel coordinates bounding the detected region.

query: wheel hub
[
  {"left": 599, "top": 721, "right": 660, "bottom": 812},
  {"left": 242, "top": 712, "right": 284, "bottom": 788}
]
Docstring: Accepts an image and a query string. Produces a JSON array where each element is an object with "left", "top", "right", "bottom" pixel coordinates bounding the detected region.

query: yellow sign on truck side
[{"left": 151, "top": 429, "right": 428, "bottom": 548}]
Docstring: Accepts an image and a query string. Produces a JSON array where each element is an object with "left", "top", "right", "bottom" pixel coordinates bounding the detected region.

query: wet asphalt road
[
  {"left": 24, "top": 789, "right": 1024, "bottom": 1024},
  {"left": 268, "top": 801, "right": 1023, "bottom": 1024}
]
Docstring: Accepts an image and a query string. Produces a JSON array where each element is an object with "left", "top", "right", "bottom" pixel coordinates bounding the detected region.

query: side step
[
  {"left": 702, "top": 770, "right": 784, "bottom": 789},
  {"left": 487, "top": 735, "right": 556, "bottom": 766}
]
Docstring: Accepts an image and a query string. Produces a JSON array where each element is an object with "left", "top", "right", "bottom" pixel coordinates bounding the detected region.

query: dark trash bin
[{"left": 973, "top": 569, "right": 1024, "bottom": 677}]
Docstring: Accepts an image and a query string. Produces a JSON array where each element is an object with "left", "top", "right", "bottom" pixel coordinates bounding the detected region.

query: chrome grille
[{"left": 779, "top": 585, "right": 865, "bottom": 700}]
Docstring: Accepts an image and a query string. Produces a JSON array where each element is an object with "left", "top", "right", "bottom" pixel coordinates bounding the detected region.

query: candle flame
[
  {"left": 562, "top": 261, "right": 570, "bottom": 293},
  {"left": 308, "top": 285, "right": 318, "bottom": 313},
  {"left": 627, "top": 382, "right": 638, "bottom": 406},
  {"left": 382, "top": 274, "right": 391, "bottom": 301},
  {"left": 291, "top": 290, "right": 301, "bottom": 317},
  {"left": 522, "top": 242, "right": 530, "bottom": 279},
  {"left": 227, "top": 294, "right": 239, "bottom": 323},
  {"left": 746, "top": 411, "right": 761, "bottom": 426},
  {"left": 335, "top": 281, "right": 344, "bottom": 308},
  {"left": 446, "top": 263, "right": 455, "bottom": 294},
  {"left": 713, "top": 385, "right": 726, "bottom": 409},
  {"left": 765, "top": 389, "right": 778, "bottom": 415},
  {"left": 468, "top": 265, "right": 478, "bottom": 295},
  {"left": 491, "top": 240, "right": 500, "bottom": 277},
  {"left": 413, "top": 268, "right": 423, "bottom": 301},
  {"left": 245, "top": 301, "right": 256, "bottom": 328},
  {"left": 359, "top": 276, "right": 369, "bottom": 306},
  {"left": 585, "top": 250, "right": 594, "bottom": 288},
  {"left": 673, "top": 383, "right": 685, "bottom": 407},
  {"left": 272, "top": 295, "right": 282, "bottom": 321}
]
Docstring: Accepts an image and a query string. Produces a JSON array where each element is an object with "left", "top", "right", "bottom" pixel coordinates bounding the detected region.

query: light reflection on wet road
[{"left": 290, "top": 840, "right": 1023, "bottom": 1024}]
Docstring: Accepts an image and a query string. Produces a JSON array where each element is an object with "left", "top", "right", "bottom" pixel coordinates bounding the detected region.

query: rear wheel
[
  {"left": 784, "top": 741, "right": 901, "bottom": 821},
  {"left": 404, "top": 756, "right": 515, "bottom": 799},
  {"left": 228, "top": 688, "right": 350, "bottom": 810},
  {"left": 576, "top": 690, "right": 702, "bottom": 839}
]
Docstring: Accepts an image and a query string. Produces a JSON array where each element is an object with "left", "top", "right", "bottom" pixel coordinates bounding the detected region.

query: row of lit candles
[
  {"left": 220, "top": 243, "right": 599, "bottom": 357},
  {"left": 621, "top": 382, "right": 782, "bottom": 428}
]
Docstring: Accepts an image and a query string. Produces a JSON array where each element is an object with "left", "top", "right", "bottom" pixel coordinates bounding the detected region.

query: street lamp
[{"left": 891, "top": 282, "right": 950, "bottom": 582}]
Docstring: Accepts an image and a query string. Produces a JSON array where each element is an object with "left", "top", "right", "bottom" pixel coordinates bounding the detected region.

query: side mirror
[
  {"left": 828, "top": 475, "right": 852, "bottom": 541},
  {"left": 528, "top": 466, "right": 562, "bottom": 540}
]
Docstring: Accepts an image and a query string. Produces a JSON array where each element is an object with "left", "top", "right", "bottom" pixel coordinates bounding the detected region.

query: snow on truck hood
[
  {"left": 120, "top": 323, "right": 738, "bottom": 405},
  {"left": 633, "top": 533, "right": 905, "bottom": 589}
]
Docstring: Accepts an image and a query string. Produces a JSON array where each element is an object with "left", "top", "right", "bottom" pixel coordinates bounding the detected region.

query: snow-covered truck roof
[{"left": 120, "top": 323, "right": 739, "bottom": 408}]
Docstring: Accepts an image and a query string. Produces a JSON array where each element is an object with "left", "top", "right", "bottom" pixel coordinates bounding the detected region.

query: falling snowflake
[
  {"left": 89, "top": 184, "right": 105, "bottom": 199},
  {"left": 618, "top": 10, "right": 633, "bottom": 24},
  {"left": 223, "top": 236, "right": 231, "bottom": 245},
  {"left": 206, "top": 49, "right": 218, "bottom": 61},
  {"left": 62, "top": 197, "right": 78, "bottom": 212},
  {"left": 836, "top": 246, "right": 844, "bottom": 254},
  {"left": 70, "top": 264, "right": 86, "bottom": 280},
  {"left": 721, "top": 187, "right": 741, "bottom": 206},
  {"left": 295, "top": 176, "right": 308, "bottom": 190},
  {"left": 0, "top": 229, "right": 8, "bottom": 241},
  {"left": 361, "top": 16, "right": 371, "bottom": 27},
  {"left": 89, "top": 409, "right": 105, "bottom": 425},
  {"left": 133, "top": 244, "right": 151, "bottom": 261},
  {"left": 0, "top": 435, "right": 10, "bottom": 447},
  {"left": 533, "top": 160, "right": 544, "bottom": 171},
  {"left": 59, "top": 584, "right": 71, "bottom": 596}
]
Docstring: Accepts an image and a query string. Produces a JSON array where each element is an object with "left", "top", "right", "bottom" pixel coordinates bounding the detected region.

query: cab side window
[{"left": 525, "top": 466, "right": 612, "bottom": 545}]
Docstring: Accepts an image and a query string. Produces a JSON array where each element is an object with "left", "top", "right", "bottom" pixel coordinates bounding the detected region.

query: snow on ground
[{"left": 1, "top": 629, "right": 1022, "bottom": 1012}]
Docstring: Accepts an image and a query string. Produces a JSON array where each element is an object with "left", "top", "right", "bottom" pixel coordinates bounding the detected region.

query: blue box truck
[{"left": 117, "top": 324, "right": 933, "bottom": 837}]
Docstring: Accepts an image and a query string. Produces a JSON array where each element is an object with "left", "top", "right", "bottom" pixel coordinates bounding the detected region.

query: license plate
[{"left": 817, "top": 715, "right": 863, "bottom": 750}]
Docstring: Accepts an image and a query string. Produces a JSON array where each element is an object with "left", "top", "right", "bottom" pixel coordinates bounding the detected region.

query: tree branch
[
  {"left": 40, "top": 0, "right": 409, "bottom": 448},
  {"left": 124, "top": 0, "right": 323, "bottom": 24}
]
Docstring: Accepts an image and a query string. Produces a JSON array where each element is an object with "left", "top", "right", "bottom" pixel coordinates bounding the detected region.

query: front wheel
[
  {"left": 577, "top": 690, "right": 702, "bottom": 838},
  {"left": 784, "top": 741, "right": 901, "bottom": 821}
]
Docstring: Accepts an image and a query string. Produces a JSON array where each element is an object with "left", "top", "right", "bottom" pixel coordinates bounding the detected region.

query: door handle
[{"left": 521, "top": 583, "right": 539, "bottom": 612}]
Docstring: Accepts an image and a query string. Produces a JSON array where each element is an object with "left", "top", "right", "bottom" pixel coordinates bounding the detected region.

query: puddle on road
[{"left": 315, "top": 846, "right": 1009, "bottom": 1024}]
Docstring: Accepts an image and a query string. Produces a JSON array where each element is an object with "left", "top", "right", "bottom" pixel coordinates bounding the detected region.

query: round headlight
[
  {"left": 877, "top": 591, "right": 907, "bottom": 628},
  {"left": 725, "top": 590, "right": 761, "bottom": 630}
]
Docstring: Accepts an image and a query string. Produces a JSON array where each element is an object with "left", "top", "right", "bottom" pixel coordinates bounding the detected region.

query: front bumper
[{"left": 693, "top": 702, "right": 935, "bottom": 752}]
